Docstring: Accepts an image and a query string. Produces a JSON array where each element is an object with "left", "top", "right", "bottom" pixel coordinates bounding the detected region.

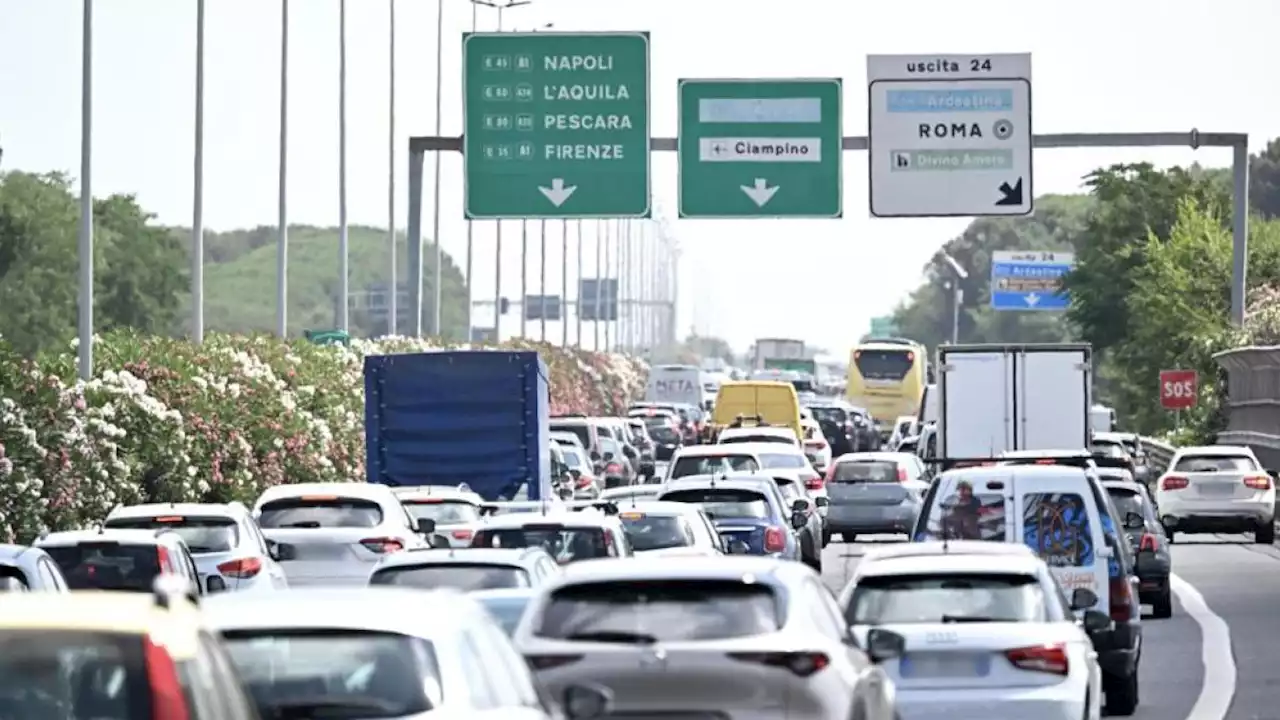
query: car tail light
[
  {"left": 605, "top": 463, "right": 623, "bottom": 475},
  {"left": 764, "top": 526, "right": 786, "bottom": 553},
  {"left": 526, "top": 654, "right": 584, "bottom": 670},
  {"left": 156, "top": 545, "right": 172, "bottom": 574},
  {"left": 1244, "top": 475, "right": 1271, "bottom": 490},
  {"left": 575, "top": 474, "right": 595, "bottom": 488},
  {"left": 360, "top": 537, "right": 405, "bottom": 554},
  {"left": 1109, "top": 575, "right": 1134, "bottom": 622},
  {"left": 728, "top": 651, "right": 830, "bottom": 678},
  {"left": 1138, "top": 533, "right": 1158, "bottom": 552},
  {"left": 216, "top": 557, "right": 263, "bottom": 579},
  {"left": 451, "top": 529, "right": 474, "bottom": 541},
  {"left": 144, "top": 636, "right": 191, "bottom": 720},
  {"left": 806, "top": 439, "right": 827, "bottom": 450},
  {"left": 1005, "top": 644, "right": 1069, "bottom": 675},
  {"left": 897, "top": 466, "right": 908, "bottom": 482},
  {"left": 805, "top": 476, "right": 824, "bottom": 491},
  {"left": 1161, "top": 475, "right": 1189, "bottom": 491}
]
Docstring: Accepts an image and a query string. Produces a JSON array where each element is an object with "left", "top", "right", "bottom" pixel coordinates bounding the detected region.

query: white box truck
[{"left": 934, "top": 343, "right": 1092, "bottom": 464}]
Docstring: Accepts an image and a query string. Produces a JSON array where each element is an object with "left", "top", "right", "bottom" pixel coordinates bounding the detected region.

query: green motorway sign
[
  {"left": 462, "top": 32, "right": 651, "bottom": 219},
  {"left": 677, "top": 79, "right": 842, "bottom": 218}
]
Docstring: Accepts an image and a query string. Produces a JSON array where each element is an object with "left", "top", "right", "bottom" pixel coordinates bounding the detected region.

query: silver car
[
  {"left": 0, "top": 544, "right": 68, "bottom": 592},
  {"left": 824, "top": 452, "right": 928, "bottom": 542}
]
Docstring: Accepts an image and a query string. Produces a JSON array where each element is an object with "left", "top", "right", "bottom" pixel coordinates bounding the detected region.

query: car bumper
[
  {"left": 825, "top": 504, "right": 918, "bottom": 533},
  {"left": 898, "top": 686, "right": 1086, "bottom": 720},
  {"left": 1160, "top": 497, "right": 1274, "bottom": 531},
  {"left": 1090, "top": 620, "right": 1140, "bottom": 677}
]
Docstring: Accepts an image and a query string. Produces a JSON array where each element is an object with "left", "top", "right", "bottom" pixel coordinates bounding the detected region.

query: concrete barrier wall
[
  {"left": 1139, "top": 436, "right": 1177, "bottom": 477},
  {"left": 1213, "top": 345, "right": 1280, "bottom": 468}
]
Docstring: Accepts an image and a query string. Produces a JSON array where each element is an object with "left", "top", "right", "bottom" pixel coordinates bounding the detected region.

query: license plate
[
  {"left": 900, "top": 653, "right": 987, "bottom": 678},
  {"left": 1200, "top": 483, "right": 1235, "bottom": 496}
]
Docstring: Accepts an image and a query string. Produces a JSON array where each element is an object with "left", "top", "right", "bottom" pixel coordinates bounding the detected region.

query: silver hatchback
[{"left": 824, "top": 453, "right": 927, "bottom": 542}]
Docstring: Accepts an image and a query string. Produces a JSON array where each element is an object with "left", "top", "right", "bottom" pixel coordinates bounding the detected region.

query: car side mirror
[
  {"left": 865, "top": 628, "right": 905, "bottom": 663},
  {"left": 562, "top": 683, "right": 612, "bottom": 719},
  {"left": 790, "top": 510, "right": 808, "bottom": 530},
  {"left": 416, "top": 518, "right": 437, "bottom": 535},
  {"left": 1123, "top": 512, "right": 1144, "bottom": 531},
  {"left": 815, "top": 496, "right": 830, "bottom": 508},
  {"left": 1082, "top": 609, "right": 1112, "bottom": 634},
  {"left": 427, "top": 534, "right": 452, "bottom": 549},
  {"left": 791, "top": 499, "right": 809, "bottom": 513},
  {"left": 1069, "top": 587, "right": 1098, "bottom": 611}
]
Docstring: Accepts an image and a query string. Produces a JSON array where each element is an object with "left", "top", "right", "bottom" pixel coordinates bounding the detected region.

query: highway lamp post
[
  {"left": 275, "top": 0, "right": 290, "bottom": 338},
  {"left": 937, "top": 251, "right": 967, "bottom": 344},
  {"left": 191, "top": 0, "right": 206, "bottom": 344},
  {"left": 77, "top": 0, "right": 94, "bottom": 379},
  {"left": 539, "top": 217, "right": 547, "bottom": 341},
  {"left": 428, "top": 0, "right": 444, "bottom": 337},
  {"left": 561, "top": 220, "right": 569, "bottom": 347},
  {"left": 338, "top": 0, "right": 349, "bottom": 332},
  {"left": 575, "top": 220, "right": 584, "bottom": 347},
  {"left": 387, "top": 0, "right": 397, "bottom": 335}
]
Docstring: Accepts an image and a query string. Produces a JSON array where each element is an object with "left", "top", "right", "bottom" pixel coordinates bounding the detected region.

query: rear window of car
[
  {"left": 759, "top": 453, "right": 808, "bottom": 469},
  {"left": 1023, "top": 493, "right": 1095, "bottom": 567},
  {"left": 370, "top": 564, "right": 530, "bottom": 591},
  {"left": 1106, "top": 487, "right": 1156, "bottom": 525},
  {"left": 1173, "top": 454, "right": 1258, "bottom": 472},
  {"left": 854, "top": 349, "right": 913, "bottom": 381},
  {"left": 44, "top": 543, "right": 162, "bottom": 591},
  {"left": 0, "top": 629, "right": 151, "bottom": 715},
  {"left": 257, "top": 497, "right": 384, "bottom": 529},
  {"left": 846, "top": 572, "right": 1047, "bottom": 624},
  {"left": 832, "top": 460, "right": 898, "bottom": 484},
  {"left": 550, "top": 423, "right": 593, "bottom": 450},
  {"left": 721, "top": 434, "right": 792, "bottom": 445},
  {"left": 535, "top": 580, "right": 782, "bottom": 642},
  {"left": 618, "top": 512, "right": 695, "bottom": 552},
  {"left": 472, "top": 526, "right": 614, "bottom": 563},
  {"left": 1090, "top": 442, "right": 1129, "bottom": 459},
  {"left": 103, "top": 515, "right": 238, "bottom": 553},
  {"left": 400, "top": 500, "right": 481, "bottom": 525},
  {"left": 477, "top": 595, "right": 533, "bottom": 636},
  {"left": 809, "top": 406, "right": 848, "bottom": 424},
  {"left": 659, "top": 489, "right": 771, "bottom": 521},
  {"left": 915, "top": 481, "right": 1007, "bottom": 542},
  {"left": 670, "top": 454, "right": 759, "bottom": 478}
]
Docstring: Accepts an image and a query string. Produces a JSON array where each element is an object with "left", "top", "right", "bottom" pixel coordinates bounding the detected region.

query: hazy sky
[{"left": 1, "top": 0, "right": 1276, "bottom": 355}]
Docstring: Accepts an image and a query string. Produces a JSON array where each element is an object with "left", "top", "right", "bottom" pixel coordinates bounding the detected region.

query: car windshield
[
  {"left": 619, "top": 512, "right": 696, "bottom": 551},
  {"left": 535, "top": 580, "right": 781, "bottom": 642},
  {"left": 401, "top": 500, "right": 481, "bottom": 525},
  {"left": 0, "top": 629, "right": 151, "bottom": 717},
  {"left": 370, "top": 564, "right": 530, "bottom": 591},
  {"left": 221, "top": 629, "right": 438, "bottom": 717},
  {"left": 103, "top": 515, "right": 238, "bottom": 553},
  {"left": 1091, "top": 443, "right": 1130, "bottom": 459},
  {"left": 551, "top": 423, "right": 593, "bottom": 449},
  {"left": 846, "top": 572, "right": 1047, "bottom": 624},
  {"left": 257, "top": 498, "right": 384, "bottom": 529},
  {"left": 43, "top": 543, "right": 161, "bottom": 592},
  {"left": 660, "top": 489, "right": 771, "bottom": 520},
  {"left": 472, "top": 526, "right": 613, "bottom": 563},
  {"left": 854, "top": 349, "right": 913, "bottom": 381},
  {"left": 669, "top": 455, "right": 760, "bottom": 478},
  {"left": 759, "top": 453, "right": 808, "bottom": 469},
  {"left": 1173, "top": 455, "right": 1258, "bottom": 472}
]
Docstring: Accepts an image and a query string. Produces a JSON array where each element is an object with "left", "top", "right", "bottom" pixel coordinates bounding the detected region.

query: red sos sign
[{"left": 1159, "top": 370, "right": 1198, "bottom": 410}]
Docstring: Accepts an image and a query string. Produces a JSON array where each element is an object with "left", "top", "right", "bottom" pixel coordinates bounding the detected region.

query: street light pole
[
  {"left": 191, "top": 0, "right": 206, "bottom": 344},
  {"left": 276, "top": 0, "right": 290, "bottom": 338},
  {"left": 429, "top": 0, "right": 444, "bottom": 336},
  {"left": 77, "top": 0, "right": 94, "bottom": 380},
  {"left": 337, "top": 0, "right": 349, "bottom": 332},
  {"left": 387, "top": 0, "right": 397, "bottom": 335}
]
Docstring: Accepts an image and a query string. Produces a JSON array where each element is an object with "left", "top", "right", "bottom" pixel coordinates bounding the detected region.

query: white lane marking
[{"left": 1173, "top": 573, "right": 1236, "bottom": 720}]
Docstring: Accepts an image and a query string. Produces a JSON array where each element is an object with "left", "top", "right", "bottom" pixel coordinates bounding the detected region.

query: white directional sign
[{"left": 867, "top": 53, "right": 1033, "bottom": 218}]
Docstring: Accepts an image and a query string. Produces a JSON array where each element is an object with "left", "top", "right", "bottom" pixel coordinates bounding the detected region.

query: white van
[
  {"left": 645, "top": 364, "right": 703, "bottom": 409},
  {"left": 910, "top": 464, "right": 1134, "bottom": 617}
]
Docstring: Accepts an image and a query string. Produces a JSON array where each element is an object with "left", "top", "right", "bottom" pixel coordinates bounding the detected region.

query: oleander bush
[{"left": 0, "top": 331, "right": 647, "bottom": 543}]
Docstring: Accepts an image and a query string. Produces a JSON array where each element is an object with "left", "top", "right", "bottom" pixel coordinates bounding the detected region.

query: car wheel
[
  {"left": 821, "top": 528, "right": 832, "bottom": 547},
  {"left": 1256, "top": 522, "right": 1275, "bottom": 545},
  {"left": 839, "top": 532, "right": 857, "bottom": 543},
  {"left": 1151, "top": 586, "right": 1173, "bottom": 619},
  {"left": 1103, "top": 668, "right": 1139, "bottom": 716},
  {"left": 1162, "top": 524, "right": 1176, "bottom": 544}
]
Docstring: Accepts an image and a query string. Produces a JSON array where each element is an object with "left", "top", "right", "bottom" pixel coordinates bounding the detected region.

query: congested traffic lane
[{"left": 819, "top": 536, "right": 1234, "bottom": 720}]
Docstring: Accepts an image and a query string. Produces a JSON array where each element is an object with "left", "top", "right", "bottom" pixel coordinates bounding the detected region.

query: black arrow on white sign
[{"left": 995, "top": 178, "right": 1024, "bottom": 206}]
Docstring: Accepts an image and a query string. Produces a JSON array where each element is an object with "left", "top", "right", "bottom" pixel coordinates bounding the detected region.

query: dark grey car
[{"left": 824, "top": 454, "right": 924, "bottom": 542}]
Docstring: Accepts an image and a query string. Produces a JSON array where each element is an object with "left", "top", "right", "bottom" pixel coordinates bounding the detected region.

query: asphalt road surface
[{"left": 820, "top": 532, "right": 1280, "bottom": 720}]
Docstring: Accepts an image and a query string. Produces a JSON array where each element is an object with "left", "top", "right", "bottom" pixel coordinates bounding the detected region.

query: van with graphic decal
[{"left": 910, "top": 463, "right": 1143, "bottom": 716}]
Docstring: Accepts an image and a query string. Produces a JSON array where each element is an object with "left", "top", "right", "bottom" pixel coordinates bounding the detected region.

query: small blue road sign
[{"left": 990, "top": 250, "right": 1073, "bottom": 311}]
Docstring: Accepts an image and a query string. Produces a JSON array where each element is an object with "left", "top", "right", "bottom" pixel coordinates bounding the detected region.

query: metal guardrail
[{"left": 1139, "top": 436, "right": 1177, "bottom": 477}]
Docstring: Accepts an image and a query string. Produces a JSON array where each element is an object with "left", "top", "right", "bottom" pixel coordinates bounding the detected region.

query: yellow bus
[{"left": 847, "top": 338, "right": 927, "bottom": 434}]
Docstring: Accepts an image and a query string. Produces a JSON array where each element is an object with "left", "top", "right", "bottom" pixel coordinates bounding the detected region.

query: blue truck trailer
[{"left": 364, "top": 350, "right": 551, "bottom": 501}]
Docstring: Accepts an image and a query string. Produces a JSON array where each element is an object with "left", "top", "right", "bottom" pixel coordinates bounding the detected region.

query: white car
[
  {"left": 616, "top": 501, "right": 729, "bottom": 557},
  {"left": 471, "top": 504, "right": 635, "bottom": 563},
  {"left": 888, "top": 415, "right": 916, "bottom": 449},
  {"left": 204, "top": 587, "right": 613, "bottom": 719},
  {"left": 717, "top": 425, "right": 800, "bottom": 446},
  {"left": 514, "top": 556, "right": 901, "bottom": 719},
  {"left": 369, "top": 546, "right": 562, "bottom": 590},
  {"left": 801, "top": 417, "right": 833, "bottom": 471},
  {"left": 252, "top": 482, "right": 429, "bottom": 586},
  {"left": 663, "top": 443, "right": 770, "bottom": 482},
  {"left": 104, "top": 501, "right": 288, "bottom": 593},
  {"left": 393, "top": 485, "right": 486, "bottom": 547},
  {"left": 839, "top": 541, "right": 1104, "bottom": 720},
  {"left": 1154, "top": 444, "right": 1276, "bottom": 543}
]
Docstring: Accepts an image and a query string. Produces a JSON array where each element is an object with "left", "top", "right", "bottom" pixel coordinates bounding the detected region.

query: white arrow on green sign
[
  {"left": 677, "top": 78, "right": 843, "bottom": 219},
  {"left": 462, "top": 31, "right": 651, "bottom": 220}
]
